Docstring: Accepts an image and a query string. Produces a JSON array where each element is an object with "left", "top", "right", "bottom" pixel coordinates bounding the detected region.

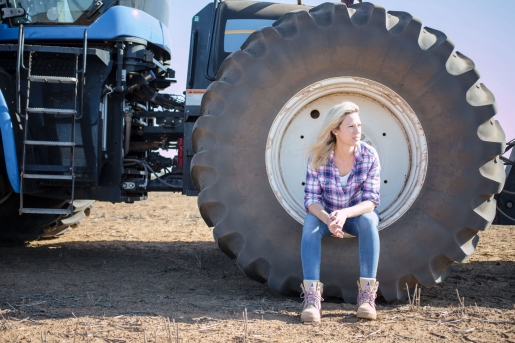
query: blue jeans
[{"left": 301, "top": 211, "right": 380, "bottom": 280}]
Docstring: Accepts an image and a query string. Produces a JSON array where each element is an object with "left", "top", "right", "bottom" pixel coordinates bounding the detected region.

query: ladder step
[
  {"left": 28, "top": 75, "right": 77, "bottom": 84},
  {"left": 23, "top": 174, "right": 73, "bottom": 180},
  {"left": 20, "top": 208, "right": 73, "bottom": 215},
  {"left": 25, "top": 164, "right": 72, "bottom": 172},
  {"left": 24, "top": 164, "right": 94, "bottom": 173},
  {"left": 26, "top": 108, "right": 76, "bottom": 115},
  {"left": 25, "top": 140, "right": 75, "bottom": 147}
]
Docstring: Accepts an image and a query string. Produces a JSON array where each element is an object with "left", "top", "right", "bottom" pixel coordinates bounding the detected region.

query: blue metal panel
[
  {"left": 0, "top": 6, "right": 172, "bottom": 53},
  {"left": 0, "top": 90, "right": 20, "bottom": 193}
]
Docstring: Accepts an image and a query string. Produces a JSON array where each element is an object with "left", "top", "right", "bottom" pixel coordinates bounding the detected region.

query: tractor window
[
  {"left": 5, "top": 0, "right": 95, "bottom": 24},
  {"left": 224, "top": 19, "right": 275, "bottom": 52},
  {"left": 3, "top": 0, "right": 170, "bottom": 27},
  {"left": 118, "top": 0, "right": 170, "bottom": 28},
  {"left": 206, "top": 1, "right": 302, "bottom": 81}
]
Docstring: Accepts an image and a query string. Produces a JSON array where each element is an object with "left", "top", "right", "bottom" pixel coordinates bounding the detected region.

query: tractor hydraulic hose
[
  {"left": 115, "top": 42, "right": 125, "bottom": 92},
  {"left": 123, "top": 158, "right": 177, "bottom": 190},
  {"left": 496, "top": 206, "right": 515, "bottom": 222},
  {"left": 124, "top": 109, "right": 131, "bottom": 156},
  {"left": 501, "top": 188, "right": 515, "bottom": 195},
  {"left": 131, "top": 84, "right": 184, "bottom": 111}
]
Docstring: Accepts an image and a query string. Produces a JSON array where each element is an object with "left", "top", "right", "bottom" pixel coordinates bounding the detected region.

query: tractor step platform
[
  {"left": 20, "top": 208, "right": 73, "bottom": 215},
  {"left": 22, "top": 173, "right": 73, "bottom": 180},
  {"left": 26, "top": 108, "right": 76, "bottom": 115},
  {"left": 28, "top": 75, "right": 77, "bottom": 84},
  {"left": 25, "top": 140, "right": 75, "bottom": 147},
  {"left": 24, "top": 164, "right": 72, "bottom": 172}
]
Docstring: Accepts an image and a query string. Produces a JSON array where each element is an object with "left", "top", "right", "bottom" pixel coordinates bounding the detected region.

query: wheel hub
[{"left": 265, "top": 77, "right": 428, "bottom": 229}]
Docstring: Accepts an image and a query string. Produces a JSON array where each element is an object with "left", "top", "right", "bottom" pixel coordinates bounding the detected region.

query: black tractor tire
[
  {"left": 39, "top": 200, "right": 95, "bottom": 239},
  {"left": 191, "top": 3, "right": 505, "bottom": 301},
  {"left": 0, "top": 193, "right": 68, "bottom": 245},
  {"left": 0, "top": 129, "right": 74, "bottom": 245}
]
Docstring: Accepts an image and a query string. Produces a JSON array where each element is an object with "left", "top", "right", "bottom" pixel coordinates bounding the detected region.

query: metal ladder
[{"left": 17, "top": 25, "right": 87, "bottom": 215}]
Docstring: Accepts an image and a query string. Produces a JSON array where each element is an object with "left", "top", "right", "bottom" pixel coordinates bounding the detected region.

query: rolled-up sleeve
[
  {"left": 361, "top": 152, "right": 381, "bottom": 207},
  {"left": 304, "top": 161, "right": 323, "bottom": 211}
]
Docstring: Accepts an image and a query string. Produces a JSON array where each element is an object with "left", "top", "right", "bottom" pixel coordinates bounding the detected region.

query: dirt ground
[{"left": 0, "top": 193, "right": 514, "bottom": 343}]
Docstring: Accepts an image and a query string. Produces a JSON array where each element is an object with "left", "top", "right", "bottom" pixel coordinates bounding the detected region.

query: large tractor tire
[
  {"left": 0, "top": 193, "right": 67, "bottom": 245},
  {"left": 0, "top": 136, "right": 66, "bottom": 244},
  {"left": 0, "top": 178, "right": 93, "bottom": 244},
  {"left": 39, "top": 200, "right": 95, "bottom": 239},
  {"left": 0, "top": 137, "right": 93, "bottom": 244},
  {"left": 191, "top": 3, "right": 505, "bottom": 301}
]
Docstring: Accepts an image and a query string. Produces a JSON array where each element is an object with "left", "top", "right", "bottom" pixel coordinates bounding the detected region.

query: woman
[{"left": 300, "top": 101, "right": 381, "bottom": 323}]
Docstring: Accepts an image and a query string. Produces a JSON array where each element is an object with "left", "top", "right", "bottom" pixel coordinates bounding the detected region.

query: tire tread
[{"left": 191, "top": 2, "right": 505, "bottom": 301}]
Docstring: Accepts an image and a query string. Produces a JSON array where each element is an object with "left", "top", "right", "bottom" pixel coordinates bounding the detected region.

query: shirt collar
[
  {"left": 354, "top": 142, "right": 363, "bottom": 162},
  {"left": 329, "top": 151, "right": 335, "bottom": 167}
]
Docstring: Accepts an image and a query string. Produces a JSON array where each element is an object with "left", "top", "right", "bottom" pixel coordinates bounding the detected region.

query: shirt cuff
[{"left": 304, "top": 199, "right": 322, "bottom": 211}]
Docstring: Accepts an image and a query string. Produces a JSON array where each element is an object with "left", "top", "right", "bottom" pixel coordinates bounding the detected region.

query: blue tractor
[{"left": 0, "top": 0, "right": 512, "bottom": 301}]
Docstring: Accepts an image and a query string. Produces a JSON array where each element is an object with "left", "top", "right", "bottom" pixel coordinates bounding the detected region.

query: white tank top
[{"left": 339, "top": 172, "right": 351, "bottom": 186}]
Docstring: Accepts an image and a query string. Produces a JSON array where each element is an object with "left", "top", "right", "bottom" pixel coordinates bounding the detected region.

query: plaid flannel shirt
[{"left": 304, "top": 142, "right": 381, "bottom": 213}]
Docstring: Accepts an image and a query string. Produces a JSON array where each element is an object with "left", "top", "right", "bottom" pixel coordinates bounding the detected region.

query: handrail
[
  {"left": 15, "top": 24, "right": 26, "bottom": 118},
  {"left": 187, "top": 30, "right": 198, "bottom": 89},
  {"left": 77, "top": 29, "right": 87, "bottom": 120},
  {"left": 204, "top": 0, "right": 219, "bottom": 82}
]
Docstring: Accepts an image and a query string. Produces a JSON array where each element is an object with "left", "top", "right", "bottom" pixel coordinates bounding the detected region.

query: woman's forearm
[
  {"left": 341, "top": 200, "right": 375, "bottom": 218},
  {"left": 307, "top": 203, "right": 331, "bottom": 225}
]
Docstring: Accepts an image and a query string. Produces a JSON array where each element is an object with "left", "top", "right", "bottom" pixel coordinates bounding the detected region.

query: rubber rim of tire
[{"left": 191, "top": 2, "right": 505, "bottom": 302}]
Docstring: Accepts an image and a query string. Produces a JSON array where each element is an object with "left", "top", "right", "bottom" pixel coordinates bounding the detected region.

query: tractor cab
[
  {"left": 0, "top": 1, "right": 170, "bottom": 29},
  {"left": 187, "top": 1, "right": 306, "bottom": 91}
]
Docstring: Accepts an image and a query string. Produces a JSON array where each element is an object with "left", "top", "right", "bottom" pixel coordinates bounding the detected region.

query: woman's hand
[
  {"left": 322, "top": 216, "right": 343, "bottom": 238},
  {"left": 328, "top": 210, "right": 348, "bottom": 238}
]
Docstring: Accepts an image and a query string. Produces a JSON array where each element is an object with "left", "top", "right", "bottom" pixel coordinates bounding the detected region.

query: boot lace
[
  {"left": 300, "top": 290, "right": 324, "bottom": 310},
  {"left": 357, "top": 289, "right": 377, "bottom": 309}
]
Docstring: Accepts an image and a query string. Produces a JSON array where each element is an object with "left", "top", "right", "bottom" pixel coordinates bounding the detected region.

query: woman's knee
[
  {"left": 356, "top": 211, "right": 379, "bottom": 232},
  {"left": 302, "top": 213, "right": 325, "bottom": 236}
]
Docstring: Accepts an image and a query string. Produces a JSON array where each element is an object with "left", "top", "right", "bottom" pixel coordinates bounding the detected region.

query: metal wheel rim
[{"left": 265, "top": 76, "right": 428, "bottom": 229}]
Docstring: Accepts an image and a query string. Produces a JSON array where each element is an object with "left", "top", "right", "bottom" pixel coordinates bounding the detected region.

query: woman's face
[{"left": 333, "top": 112, "right": 361, "bottom": 146}]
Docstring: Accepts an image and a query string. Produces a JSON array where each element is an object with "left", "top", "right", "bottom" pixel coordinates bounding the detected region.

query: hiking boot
[
  {"left": 300, "top": 280, "right": 324, "bottom": 324},
  {"left": 356, "top": 278, "right": 378, "bottom": 320}
]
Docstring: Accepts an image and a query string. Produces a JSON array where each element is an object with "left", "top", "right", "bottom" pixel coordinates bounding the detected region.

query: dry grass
[
  {"left": 0, "top": 193, "right": 514, "bottom": 342},
  {"left": 0, "top": 296, "right": 514, "bottom": 342}
]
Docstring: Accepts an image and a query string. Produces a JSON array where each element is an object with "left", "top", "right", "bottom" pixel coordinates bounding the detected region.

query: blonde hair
[{"left": 308, "top": 101, "right": 360, "bottom": 169}]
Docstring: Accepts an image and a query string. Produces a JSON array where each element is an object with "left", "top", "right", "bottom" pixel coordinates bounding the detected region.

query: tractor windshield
[
  {"left": 5, "top": 0, "right": 96, "bottom": 24},
  {"left": 118, "top": 0, "right": 170, "bottom": 29},
  {"left": 3, "top": 0, "right": 170, "bottom": 27}
]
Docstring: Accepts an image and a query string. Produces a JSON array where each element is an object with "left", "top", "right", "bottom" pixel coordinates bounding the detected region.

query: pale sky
[{"left": 168, "top": 0, "right": 515, "bottom": 141}]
